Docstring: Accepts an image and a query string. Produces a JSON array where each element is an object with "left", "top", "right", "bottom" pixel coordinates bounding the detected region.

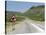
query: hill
[{"left": 24, "top": 5, "right": 45, "bottom": 21}]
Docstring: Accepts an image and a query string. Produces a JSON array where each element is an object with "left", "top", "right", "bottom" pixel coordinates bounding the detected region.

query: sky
[{"left": 6, "top": 1, "right": 44, "bottom": 13}]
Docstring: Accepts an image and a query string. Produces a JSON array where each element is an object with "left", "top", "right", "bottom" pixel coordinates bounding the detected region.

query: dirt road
[{"left": 6, "top": 18, "right": 45, "bottom": 35}]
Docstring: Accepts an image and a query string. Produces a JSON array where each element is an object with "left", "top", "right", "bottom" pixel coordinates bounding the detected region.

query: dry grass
[{"left": 6, "top": 21, "right": 23, "bottom": 33}]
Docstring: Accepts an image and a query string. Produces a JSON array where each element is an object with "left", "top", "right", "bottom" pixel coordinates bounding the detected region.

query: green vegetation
[
  {"left": 16, "top": 17, "right": 25, "bottom": 21},
  {"left": 6, "top": 16, "right": 25, "bottom": 22},
  {"left": 24, "top": 5, "right": 45, "bottom": 21}
]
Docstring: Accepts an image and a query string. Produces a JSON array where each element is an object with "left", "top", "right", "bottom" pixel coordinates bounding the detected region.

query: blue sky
[{"left": 6, "top": 1, "right": 44, "bottom": 12}]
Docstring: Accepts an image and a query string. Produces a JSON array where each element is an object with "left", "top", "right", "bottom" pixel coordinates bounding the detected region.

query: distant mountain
[
  {"left": 6, "top": 11, "right": 24, "bottom": 16},
  {"left": 24, "top": 5, "right": 45, "bottom": 21},
  {"left": 24, "top": 5, "right": 44, "bottom": 14}
]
